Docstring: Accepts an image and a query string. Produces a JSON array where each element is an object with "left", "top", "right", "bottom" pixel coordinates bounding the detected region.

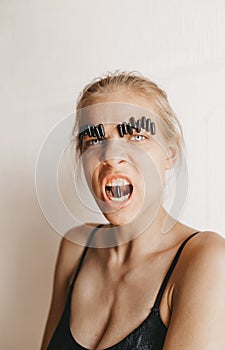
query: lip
[{"left": 101, "top": 172, "right": 134, "bottom": 209}]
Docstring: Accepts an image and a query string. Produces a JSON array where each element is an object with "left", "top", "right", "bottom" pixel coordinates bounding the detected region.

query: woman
[{"left": 41, "top": 72, "right": 225, "bottom": 350}]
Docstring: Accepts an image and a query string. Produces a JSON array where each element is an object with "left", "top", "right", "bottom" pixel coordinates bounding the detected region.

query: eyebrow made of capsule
[{"left": 78, "top": 116, "right": 156, "bottom": 141}]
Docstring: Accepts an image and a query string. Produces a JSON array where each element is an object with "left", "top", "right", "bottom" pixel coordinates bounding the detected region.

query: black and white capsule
[
  {"left": 117, "top": 124, "right": 124, "bottom": 137},
  {"left": 94, "top": 126, "right": 101, "bottom": 139},
  {"left": 146, "top": 118, "right": 151, "bottom": 132},
  {"left": 116, "top": 186, "right": 121, "bottom": 198},
  {"left": 136, "top": 119, "right": 142, "bottom": 133},
  {"left": 85, "top": 125, "right": 91, "bottom": 137},
  {"left": 90, "top": 126, "right": 96, "bottom": 137},
  {"left": 98, "top": 124, "right": 105, "bottom": 137},
  {"left": 127, "top": 123, "right": 133, "bottom": 135},
  {"left": 130, "top": 117, "right": 136, "bottom": 128},
  {"left": 122, "top": 122, "right": 128, "bottom": 135},
  {"left": 150, "top": 122, "right": 156, "bottom": 135},
  {"left": 141, "top": 116, "right": 147, "bottom": 129}
]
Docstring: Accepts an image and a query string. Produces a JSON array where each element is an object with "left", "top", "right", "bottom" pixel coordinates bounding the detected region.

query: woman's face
[{"left": 78, "top": 90, "right": 175, "bottom": 226}]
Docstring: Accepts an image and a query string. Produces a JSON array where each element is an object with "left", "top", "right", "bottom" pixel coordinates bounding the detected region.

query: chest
[{"left": 69, "top": 253, "right": 175, "bottom": 349}]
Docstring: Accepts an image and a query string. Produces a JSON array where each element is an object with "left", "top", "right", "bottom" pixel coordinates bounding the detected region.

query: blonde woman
[{"left": 41, "top": 72, "right": 225, "bottom": 350}]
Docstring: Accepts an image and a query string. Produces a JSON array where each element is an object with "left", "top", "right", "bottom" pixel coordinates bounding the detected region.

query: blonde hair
[{"left": 73, "top": 70, "right": 185, "bottom": 162}]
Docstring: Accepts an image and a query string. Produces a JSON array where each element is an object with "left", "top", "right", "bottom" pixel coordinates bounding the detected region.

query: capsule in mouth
[{"left": 105, "top": 183, "right": 133, "bottom": 202}]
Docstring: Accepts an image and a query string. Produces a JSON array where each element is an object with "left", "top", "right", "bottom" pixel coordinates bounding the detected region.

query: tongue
[{"left": 106, "top": 185, "right": 131, "bottom": 198}]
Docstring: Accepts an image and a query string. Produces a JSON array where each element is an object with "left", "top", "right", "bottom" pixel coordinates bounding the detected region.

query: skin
[
  {"left": 40, "top": 90, "right": 225, "bottom": 350},
  {"left": 81, "top": 120, "right": 168, "bottom": 228}
]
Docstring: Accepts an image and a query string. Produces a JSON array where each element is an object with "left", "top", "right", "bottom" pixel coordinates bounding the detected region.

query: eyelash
[{"left": 83, "top": 134, "right": 147, "bottom": 149}]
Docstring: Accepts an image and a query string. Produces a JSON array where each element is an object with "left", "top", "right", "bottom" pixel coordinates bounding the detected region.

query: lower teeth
[{"left": 109, "top": 194, "right": 130, "bottom": 202}]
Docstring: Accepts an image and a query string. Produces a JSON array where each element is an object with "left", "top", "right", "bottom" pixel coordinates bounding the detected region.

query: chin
[
  {"left": 103, "top": 209, "right": 138, "bottom": 227},
  {"left": 96, "top": 194, "right": 148, "bottom": 229}
]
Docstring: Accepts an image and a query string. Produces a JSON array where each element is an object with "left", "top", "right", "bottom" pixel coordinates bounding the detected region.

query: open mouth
[{"left": 104, "top": 178, "right": 133, "bottom": 203}]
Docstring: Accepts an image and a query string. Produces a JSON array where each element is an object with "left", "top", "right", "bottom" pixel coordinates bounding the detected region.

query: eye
[
  {"left": 130, "top": 134, "right": 146, "bottom": 142},
  {"left": 90, "top": 139, "right": 102, "bottom": 145},
  {"left": 84, "top": 138, "right": 103, "bottom": 149}
]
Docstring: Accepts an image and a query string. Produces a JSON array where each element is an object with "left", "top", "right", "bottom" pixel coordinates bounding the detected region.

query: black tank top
[{"left": 47, "top": 226, "right": 200, "bottom": 350}]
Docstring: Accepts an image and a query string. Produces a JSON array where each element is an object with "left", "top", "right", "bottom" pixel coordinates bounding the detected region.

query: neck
[{"left": 97, "top": 207, "right": 179, "bottom": 265}]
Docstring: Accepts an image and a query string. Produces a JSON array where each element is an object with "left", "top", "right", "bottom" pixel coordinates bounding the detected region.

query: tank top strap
[
  {"left": 152, "top": 231, "right": 201, "bottom": 310},
  {"left": 69, "top": 224, "right": 104, "bottom": 292}
]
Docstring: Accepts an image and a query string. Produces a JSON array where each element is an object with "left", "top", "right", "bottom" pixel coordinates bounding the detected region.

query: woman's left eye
[{"left": 130, "top": 135, "right": 146, "bottom": 141}]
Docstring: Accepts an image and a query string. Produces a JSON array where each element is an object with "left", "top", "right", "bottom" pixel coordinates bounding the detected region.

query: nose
[{"left": 100, "top": 139, "right": 128, "bottom": 167}]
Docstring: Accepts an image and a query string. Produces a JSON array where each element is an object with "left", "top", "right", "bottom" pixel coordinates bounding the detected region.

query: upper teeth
[{"left": 106, "top": 178, "right": 130, "bottom": 186}]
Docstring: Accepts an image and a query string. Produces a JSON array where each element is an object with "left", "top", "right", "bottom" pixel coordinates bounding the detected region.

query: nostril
[{"left": 102, "top": 157, "right": 127, "bottom": 167}]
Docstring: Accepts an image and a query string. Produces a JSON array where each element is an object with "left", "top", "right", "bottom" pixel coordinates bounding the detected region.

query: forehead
[{"left": 76, "top": 102, "right": 160, "bottom": 127}]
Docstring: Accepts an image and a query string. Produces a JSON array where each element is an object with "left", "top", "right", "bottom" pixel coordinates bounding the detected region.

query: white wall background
[{"left": 1, "top": 0, "right": 225, "bottom": 349}]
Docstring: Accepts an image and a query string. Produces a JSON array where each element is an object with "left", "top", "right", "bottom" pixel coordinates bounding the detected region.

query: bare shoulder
[
  {"left": 174, "top": 230, "right": 225, "bottom": 289},
  {"left": 163, "top": 231, "right": 225, "bottom": 349},
  {"left": 59, "top": 223, "right": 102, "bottom": 281},
  {"left": 179, "top": 230, "right": 225, "bottom": 264},
  {"left": 190, "top": 230, "right": 225, "bottom": 249}
]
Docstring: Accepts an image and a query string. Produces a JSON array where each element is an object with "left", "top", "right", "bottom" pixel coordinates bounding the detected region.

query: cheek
[
  {"left": 81, "top": 153, "right": 97, "bottom": 188},
  {"left": 81, "top": 151, "right": 105, "bottom": 199},
  {"left": 82, "top": 147, "right": 99, "bottom": 169},
  {"left": 146, "top": 143, "right": 167, "bottom": 169}
]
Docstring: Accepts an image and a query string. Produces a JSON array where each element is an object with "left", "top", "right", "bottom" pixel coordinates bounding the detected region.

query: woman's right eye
[{"left": 84, "top": 138, "right": 103, "bottom": 148}]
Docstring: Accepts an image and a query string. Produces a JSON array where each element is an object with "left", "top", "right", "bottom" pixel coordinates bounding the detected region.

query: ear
[{"left": 165, "top": 143, "right": 179, "bottom": 170}]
